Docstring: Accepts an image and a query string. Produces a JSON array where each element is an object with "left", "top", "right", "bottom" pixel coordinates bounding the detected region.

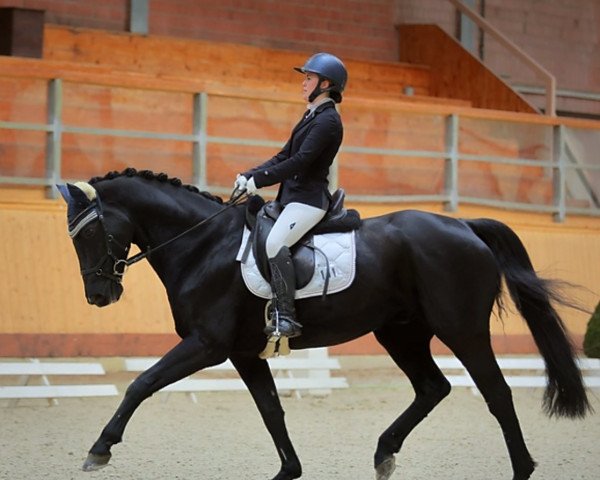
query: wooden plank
[
  {"left": 124, "top": 350, "right": 347, "bottom": 399},
  {"left": 583, "top": 377, "right": 600, "bottom": 388},
  {"left": 435, "top": 356, "right": 600, "bottom": 390},
  {"left": 124, "top": 357, "right": 341, "bottom": 372},
  {"left": 0, "top": 362, "right": 106, "bottom": 375},
  {"left": 447, "top": 376, "right": 600, "bottom": 389},
  {"left": 0, "top": 384, "right": 118, "bottom": 399},
  {"left": 0, "top": 360, "right": 117, "bottom": 403},
  {"left": 496, "top": 357, "right": 599, "bottom": 370},
  {"left": 578, "top": 358, "right": 600, "bottom": 370},
  {"left": 269, "top": 357, "right": 341, "bottom": 370},
  {"left": 433, "top": 356, "right": 464, "bottom": 369},
  {"left": 444, "top": 375, "right": 476, "bottom": 387},
  {"left": 161, "top": 376, "right": 348, "bottom": 393},
  {"left": 437, "top": 356, "right": 600, "bottom": 372}
]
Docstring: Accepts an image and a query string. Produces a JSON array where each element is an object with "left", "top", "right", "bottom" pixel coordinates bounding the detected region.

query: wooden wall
[
  {"left": 40, "top": 23, "right": 538, "bottom": 115},
  {"left": 398, "top": 24, "right": 537, "bottom": 114},
  {"left": 42, "top": 25, "right": 433, "bottom": 101},
  {"left": 0, "top": 187, "right": 173, "bottom": 356},
  {"left": 0, "top": 0, "right": 402, "bottom": 63},
  {"left": 1, "top": 0, "right": 597, "bottom": 116},
  {"left": 1, "top": 25, "right": 599, "bottom": 357}
]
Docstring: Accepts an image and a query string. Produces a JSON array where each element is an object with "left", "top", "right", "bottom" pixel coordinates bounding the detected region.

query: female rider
[{"left": 235, "top": 52, "right": 347, "bottom": 339}]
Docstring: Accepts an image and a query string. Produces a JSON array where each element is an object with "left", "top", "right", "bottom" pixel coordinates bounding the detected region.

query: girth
[{"left": 242, "top": 189, "right": 361, "bottom": 290}]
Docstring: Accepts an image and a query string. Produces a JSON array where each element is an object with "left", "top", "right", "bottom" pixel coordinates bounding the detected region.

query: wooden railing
[{"left": 1, "top": 56, "right": 599, "bottom": 221}]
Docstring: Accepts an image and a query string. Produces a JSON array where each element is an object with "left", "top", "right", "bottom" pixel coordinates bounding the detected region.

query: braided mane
[{"left": 89, "top": 168, "right": 223, "bottom": 204}]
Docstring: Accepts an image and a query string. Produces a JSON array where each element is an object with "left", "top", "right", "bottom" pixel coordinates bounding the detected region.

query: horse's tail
[{"left": 465, "top": 218, "right": 591, "bottom": 419}]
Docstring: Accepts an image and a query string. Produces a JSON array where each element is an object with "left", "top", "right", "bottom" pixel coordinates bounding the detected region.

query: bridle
[{"left": 68, "top": 188, "right": 248, "bottom": 284}]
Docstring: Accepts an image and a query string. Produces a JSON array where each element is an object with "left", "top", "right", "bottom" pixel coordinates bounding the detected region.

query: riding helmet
[{"left": 294, "top": 52, "right": 348, "bottom": 103}]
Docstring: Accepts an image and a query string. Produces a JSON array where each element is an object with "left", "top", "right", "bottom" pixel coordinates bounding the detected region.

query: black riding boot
[{"left": 264, "top": 246, "right": 302, "bottom": 338}]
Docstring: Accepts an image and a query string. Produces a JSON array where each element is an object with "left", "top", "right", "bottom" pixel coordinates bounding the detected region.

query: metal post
[
  {"left": 459, "top": 0, "right": 477, "bottom": 54},
  {"left": 328, "top": 103, "right": 341, "bottom": 192},
  {"left": 552, "top": 125, "right": 566, "bottom": 222},
  {"left": 46, "top": 78, "right": 62, "bottom": 199},
  {"left": 328, "top": 154, "right": 339, "bottom": 192},
  {"left": 129, "top": 0, "right": 149, "bottom": 34},
  {"left": 192, "top": 92, "right": 208, "bottom": 190},
  {"left": 546, "top": 75, "right": 557, "bottom": 118},
  {"left": 444, "top": 114, "right": 459, "bottom": 211}
]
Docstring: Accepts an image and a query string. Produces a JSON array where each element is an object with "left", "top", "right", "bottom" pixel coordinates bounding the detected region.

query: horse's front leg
[
  {"left": 230, "top": 353, "right": 302, "bottom": 480},
  {"left": 83, "top": 333, "right": 227, "bottom": 471}
]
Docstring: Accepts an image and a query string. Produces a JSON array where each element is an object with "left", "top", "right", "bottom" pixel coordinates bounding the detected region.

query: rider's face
[
  {"left": 302, "top": 73, "right": 318, "bottom": 102},
  {"left": 302, "top": 73, "right": 329, "bottom": 103}
]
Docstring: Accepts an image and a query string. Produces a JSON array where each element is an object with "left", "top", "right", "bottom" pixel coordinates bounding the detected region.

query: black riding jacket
[{"left": 243, "top": 101, "right": 343, "bottom": 210}]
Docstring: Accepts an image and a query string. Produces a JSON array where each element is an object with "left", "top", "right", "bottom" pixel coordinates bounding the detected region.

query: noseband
[{"left": 68, "top": 189, "right": 248, "bottom": 284}]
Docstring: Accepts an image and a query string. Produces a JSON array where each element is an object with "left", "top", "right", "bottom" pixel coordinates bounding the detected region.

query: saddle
[{"left": 242, "top": 189, "right": 361, "bottom": 290}]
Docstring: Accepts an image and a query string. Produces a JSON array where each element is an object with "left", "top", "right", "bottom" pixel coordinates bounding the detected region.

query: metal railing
[{"left": 1, "top": 76, "right": 599, "bottom": 222}]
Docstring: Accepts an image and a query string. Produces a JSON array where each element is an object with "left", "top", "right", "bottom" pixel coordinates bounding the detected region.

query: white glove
[
  {"left": 234, "top": 174, "right": 247, "bottom": 191},
  {"left": 246, "top": 176, "right": 258, "bottom": 194}
]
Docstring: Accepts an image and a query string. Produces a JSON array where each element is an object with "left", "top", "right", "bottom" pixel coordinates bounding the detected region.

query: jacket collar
[
  {"left": 294, "top": 100, "right": 335, "bottom": 132},
  {"left": 306, "top": 97, "right": 335, "bottom": 117}
]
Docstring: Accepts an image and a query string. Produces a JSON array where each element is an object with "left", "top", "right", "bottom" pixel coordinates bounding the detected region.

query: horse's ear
[
  {"left": 66, "top": 182, "right": 93, "bottom": 207},
  {"left": 56, "top": 184, "right": 72, "bottom": 204}
]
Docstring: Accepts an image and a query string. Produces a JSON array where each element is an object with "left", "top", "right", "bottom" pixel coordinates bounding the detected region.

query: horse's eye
[{"left": 82, "top": 224, "right": 97, "bottom": 239}]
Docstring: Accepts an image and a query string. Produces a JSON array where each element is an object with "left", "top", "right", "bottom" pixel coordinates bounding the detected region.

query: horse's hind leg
[
  {"left": 447, "top": 336, "right": 536, "bottom": 480},
  {"left": 373, "top": 323, "right": 451, "bottom": 480}
]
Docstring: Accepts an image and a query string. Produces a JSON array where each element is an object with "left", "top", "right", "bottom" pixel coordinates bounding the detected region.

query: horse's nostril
[{"left": 87, "top": 294, "right": 105, "bottom": 306}]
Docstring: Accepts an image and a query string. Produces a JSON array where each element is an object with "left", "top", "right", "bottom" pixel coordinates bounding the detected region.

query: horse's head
[{"left": 58, "top": 182, "right": 133, "bottom": 307}]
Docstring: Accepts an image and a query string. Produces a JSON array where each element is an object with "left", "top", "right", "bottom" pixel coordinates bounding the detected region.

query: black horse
[{"left": 58, "top": 168, "right": 590, "bottom": 480}]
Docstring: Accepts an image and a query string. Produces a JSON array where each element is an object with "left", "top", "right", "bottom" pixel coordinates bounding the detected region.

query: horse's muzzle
[
  {"left": 86, "top": 282, "right": 123, "bottom": 307},
  {"left": 87, "top": 294, "right": 113, "bottom": 307}
]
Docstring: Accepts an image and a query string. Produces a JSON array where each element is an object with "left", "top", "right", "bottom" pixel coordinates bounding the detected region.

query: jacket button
[{"left": 264, "top": 170, "right": 269, "bottom": 176}]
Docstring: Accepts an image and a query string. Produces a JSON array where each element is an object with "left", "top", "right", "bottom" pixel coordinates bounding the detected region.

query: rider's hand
[
  {"left": 234, "top": 174, "right": 248, "bottom": 191},
  {"left": 246, "top": 177, "right": 258, "bottom": 194}
]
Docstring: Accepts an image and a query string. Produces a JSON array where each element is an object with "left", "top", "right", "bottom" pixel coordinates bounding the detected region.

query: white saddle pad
[{"left": 236, "top": 227, "right": 357, "bottom": 300}]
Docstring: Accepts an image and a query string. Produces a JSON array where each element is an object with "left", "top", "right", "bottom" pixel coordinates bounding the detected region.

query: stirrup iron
[{"left": 263, "top": 300, "right": 302, "bottom": 338}]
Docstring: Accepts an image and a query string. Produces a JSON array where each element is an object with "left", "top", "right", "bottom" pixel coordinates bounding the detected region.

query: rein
[
  {"left": 125, "top": 189, "right": 248, "bottom": 268},
  {"left": 72, "top": 188, "right": 248, "bottom": 283}
]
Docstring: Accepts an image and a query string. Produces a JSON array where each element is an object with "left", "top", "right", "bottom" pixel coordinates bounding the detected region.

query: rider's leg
[{"left": 265, "top": 202, "right": 326, "bottom": 337}]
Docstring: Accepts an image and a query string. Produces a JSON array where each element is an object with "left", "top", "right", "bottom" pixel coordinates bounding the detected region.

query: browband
[{"left": 68, "top": 207, "right": 99, "bottom": 238}]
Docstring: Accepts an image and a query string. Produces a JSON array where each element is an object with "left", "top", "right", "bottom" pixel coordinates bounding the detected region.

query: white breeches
[{"left": 266, "top": 202, "right": 327, "bottom": 258}]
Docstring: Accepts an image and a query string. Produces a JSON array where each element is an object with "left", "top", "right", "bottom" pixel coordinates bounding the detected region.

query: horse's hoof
[
  {"left": 82, "top": 452, "right": 111, "bottom": 471},
  {"left": 375, "top": 455, "right": 396, "bottom": 480}
]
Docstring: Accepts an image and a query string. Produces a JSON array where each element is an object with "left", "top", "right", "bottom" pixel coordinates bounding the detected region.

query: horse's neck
[
  {"left": 121, "top": 186, "right": 240, "bottom": 277},
  {"left": 124, "top": 188, "right": 216, "bottom": 243}
]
